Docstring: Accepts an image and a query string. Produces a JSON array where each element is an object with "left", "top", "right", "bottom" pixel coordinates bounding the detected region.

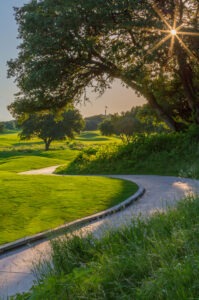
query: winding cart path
[{"left": 1, "top": 167, "right": 199, "bottom": 298}]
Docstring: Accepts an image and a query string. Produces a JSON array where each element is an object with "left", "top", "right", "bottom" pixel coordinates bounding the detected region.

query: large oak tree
[{"left": 8, "top": 0, "right": 199, "bottom": 130}]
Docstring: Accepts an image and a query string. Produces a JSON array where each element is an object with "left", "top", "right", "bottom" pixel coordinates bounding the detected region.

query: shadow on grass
[
  {"left": 13, "top": 141, "right": 44, "bottom": 147},
  {"left": 76, "top": 132, "right": 110, "bottom": 142},
  {"left": 0, "top": 149, "right": 46, "bottom": 160},
  {"left": 0, "top": 149, "right": 67, "bottom": 162}
]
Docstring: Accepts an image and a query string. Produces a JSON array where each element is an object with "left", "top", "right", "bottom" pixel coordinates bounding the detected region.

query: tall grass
[{"left": 15, "top": 195, "right": 199, "bottom": 299}]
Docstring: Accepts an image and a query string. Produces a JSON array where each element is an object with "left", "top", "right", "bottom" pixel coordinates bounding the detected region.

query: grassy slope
[
  {"left": 0, "top": 149, "right": 78, "bottom": 173},
  {"left": 0, "top": 131, "right": 137, "bottom": 245},
  {"left": 0, "top": 174, "right": 137, "bottom": 245},
  {"left": 57, "top": 130, "right": 199, "bottom": 178},
  {"left": 75, "top": 130, "right": 121, "bottom": 145},
  {"left": 0, "top": 131, "right": 120, "bottom": 172},
  {"left": 0, "top": 133, "right": 76, "bottom": 172}
]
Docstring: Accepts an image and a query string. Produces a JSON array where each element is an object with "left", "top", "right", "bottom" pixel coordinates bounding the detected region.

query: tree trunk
[
  {"left": 177, "top": 47, "right": 199, "bottom": 124},
  {"left": 118, "top": 75, "right": 182, "bottom": 131},
  {"left": 95, "top": 53, "right": 183, "bottom": 131},
  {"left": 44, "top": 139, "right": 52, "bottom": 151},
  {"left": 144, "top": 91, "right": 181, "bottom": 131}
]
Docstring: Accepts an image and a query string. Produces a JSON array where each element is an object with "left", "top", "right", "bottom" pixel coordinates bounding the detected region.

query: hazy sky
[{"left": 0, "top": 1, "right": 146, "bottom": 121}]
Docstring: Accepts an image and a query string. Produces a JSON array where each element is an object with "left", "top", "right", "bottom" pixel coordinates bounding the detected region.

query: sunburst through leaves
[{"left": 142, "top": 2, "right": 199, "bottom": 62}]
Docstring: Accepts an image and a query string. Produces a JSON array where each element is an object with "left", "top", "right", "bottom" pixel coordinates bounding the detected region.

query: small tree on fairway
[
  {"left": 19, "top": 108, "right": 85, "bottom": 150},
  {"left": 113, "top": 116, "right": 143, "bottom": 143},
  {"left": 99, "top": 105, "right": 169, "bottom": 142},
  {"left": 99, "top": 112, "right": 143, "bottom": 143},
  {"left": 99, "top": 119, "right": 115, "bottom": 136}
]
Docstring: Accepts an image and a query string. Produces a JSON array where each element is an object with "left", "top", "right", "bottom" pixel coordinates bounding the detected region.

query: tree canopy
[
  {"left": 8, "top": 0, "right": 199, "bottom": 130},
  {"left": 99, "top": 105, "right": 168, "bottom": 142},
  {"left": 18, "top": 108, "right": 85, "bottom": 150},
  {"left": 84, "top": 115, "right": 106, "bottom": 131}
]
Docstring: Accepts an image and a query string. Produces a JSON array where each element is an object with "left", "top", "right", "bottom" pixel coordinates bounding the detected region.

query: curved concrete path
[
  {"left": 19, "top": 165, "right": 59, "bottom": 175},
  {"left": 1, "top": 169, "right": 199, "bottom": 298}
]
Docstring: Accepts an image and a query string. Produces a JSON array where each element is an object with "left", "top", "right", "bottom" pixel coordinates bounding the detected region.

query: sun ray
[
  {"left": 168, "top": 35, "right": 175, "bottom": 57},
  {"left": 175, "top": 35, "right": 198, "bottom": 61},
  {"left": 151, "top": 3, "right": 172, "bottom": 30},
  {"left": 176, "top": 24, "right": 185, "bottom": 31},
  {"left": 135, "top": 27, "right": 170, "bottom": 34},
  {"left": 139, "top": 1, "right": 199, "bottom": 62},
  {"left": 148, "top": 34, "right": 172, "bottom": 54},
  {"left": 173, "top": 3, "right": 177, "bottom": 30},
  {"left": 177, "top": 31, "right": 199, "bottom": 36}
]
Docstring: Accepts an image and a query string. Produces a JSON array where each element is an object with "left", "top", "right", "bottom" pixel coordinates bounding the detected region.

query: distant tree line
[
  {"left": 0, "top": 120, "right": 18, "bottom": 133},
  {"left": 99, "top": 105, "right": 169, "bottom": 143},
  {"left": 84, "top": 115, "right": 106, "bottom": 131}
]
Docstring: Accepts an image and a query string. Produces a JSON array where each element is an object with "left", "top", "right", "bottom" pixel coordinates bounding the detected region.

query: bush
[{"left": 56, "top": 131, "right": 199, "bottom": 177}]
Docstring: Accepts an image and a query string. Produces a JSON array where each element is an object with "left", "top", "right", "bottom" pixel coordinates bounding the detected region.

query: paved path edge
[{"left": 0, "top": 183, "right": 145, "bottom": 255}]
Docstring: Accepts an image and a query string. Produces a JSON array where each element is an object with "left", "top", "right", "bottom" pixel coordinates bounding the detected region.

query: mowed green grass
[
  {"left": 0, "top": 130, "right": 120, "bottom": 150},
  {"left": 0, "top": 132, "right": 76, "bottom": 172},
  {"left": 0, "top": 131, "right": 137, "bottom": 245},
  {"left": 75, "top": 130, "right": 121, "bottom": 145},
  {"left": 0, "top": 131, "right": 119, "bottom": 173},
  {"left": 0, "top": 132, "right": 74, "bottom": 150},
  {"left": 0, "top": 150, "right": 79, "bottom": 173},
  {"left": 0, "top": 173, "right": 137, "bottom": 245}
]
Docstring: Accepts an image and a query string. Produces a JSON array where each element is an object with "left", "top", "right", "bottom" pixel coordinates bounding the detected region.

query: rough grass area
[
  {"left": 15, "top": 196, "right": 199, "bottom": 300},
  {"left": 56, "top": 128, "right": 199, "bottom": 178},
  {"left": 0, "top": 173, "right": 137, "bottom": 245}
]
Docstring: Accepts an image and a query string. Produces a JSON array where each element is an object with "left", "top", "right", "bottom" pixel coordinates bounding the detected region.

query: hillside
[{"left": 56, "top": 127, "right": 199, "bottom": 178}]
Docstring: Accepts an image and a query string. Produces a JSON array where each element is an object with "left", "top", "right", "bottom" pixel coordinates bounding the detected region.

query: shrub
[{"left": 56, "top": 131, "right": 199, "bottom": 177}]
